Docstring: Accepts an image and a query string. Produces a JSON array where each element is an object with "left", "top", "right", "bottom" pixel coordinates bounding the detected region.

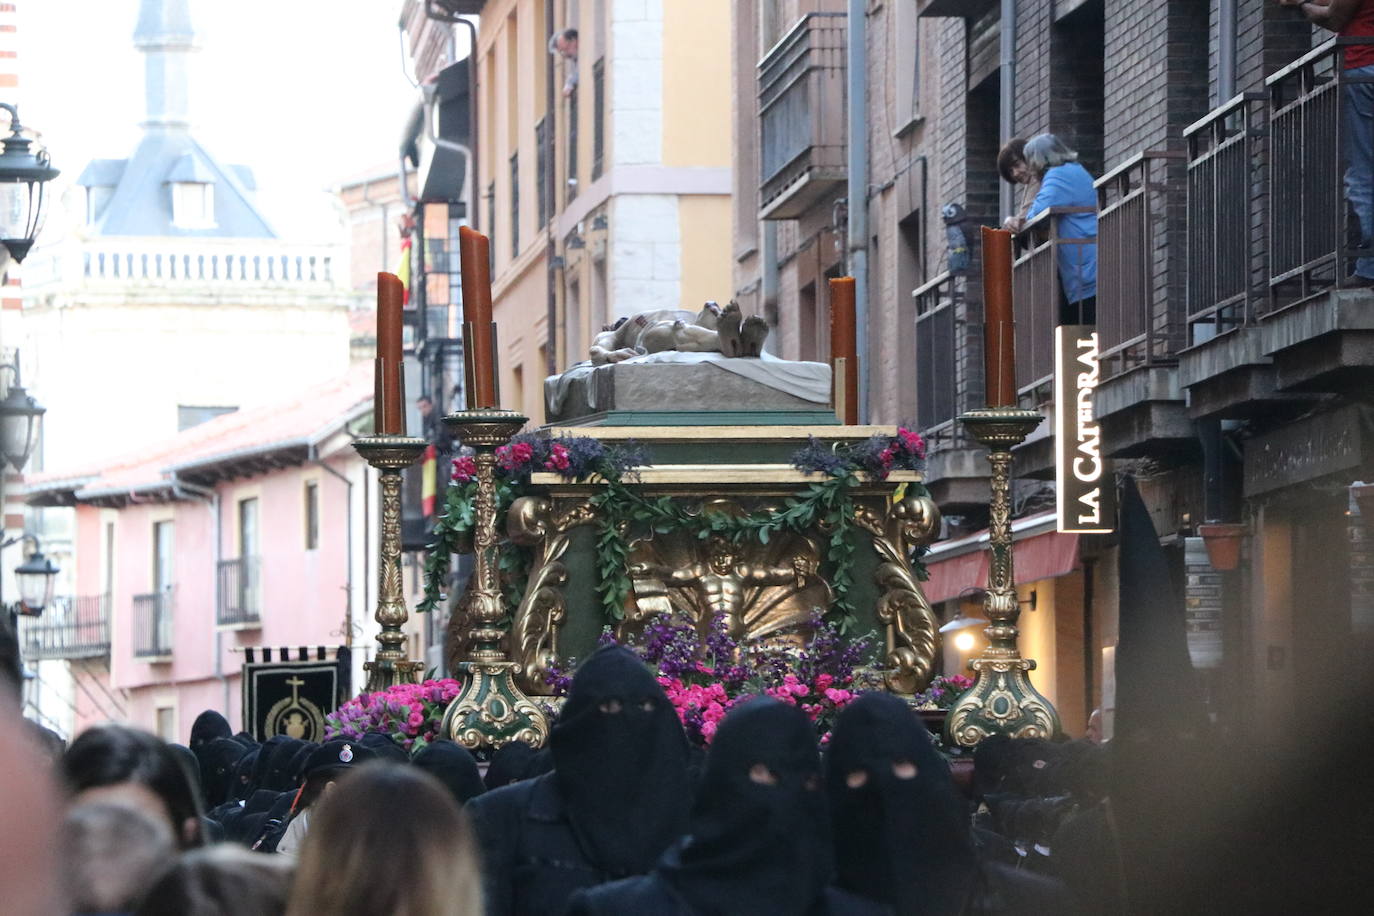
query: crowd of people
[{"left": 4, "top": 636, "right": 1373, "bottom": 914}]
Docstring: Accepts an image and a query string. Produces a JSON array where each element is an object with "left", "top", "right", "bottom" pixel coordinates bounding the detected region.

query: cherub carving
[{"left": 589, "top": 301, "right": 770, "bottom": 365}]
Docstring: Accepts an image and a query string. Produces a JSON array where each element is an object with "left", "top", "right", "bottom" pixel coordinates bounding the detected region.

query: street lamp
[
  {"left": 0, "top": 102, "right": 60, "bottom": 264},
  {"left": 12, "top": 549, "right": 58, "bottom": 617},
  {"left": 0, "top": 356, "right": 44, "bottom": 472}
]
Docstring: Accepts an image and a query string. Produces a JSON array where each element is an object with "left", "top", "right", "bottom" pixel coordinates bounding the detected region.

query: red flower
[
  {"left": 451, "top": 456, "right": 477, "bottom": 482},
  {"left": 897, "top": 427, "right": 927, "bottom": 459}
]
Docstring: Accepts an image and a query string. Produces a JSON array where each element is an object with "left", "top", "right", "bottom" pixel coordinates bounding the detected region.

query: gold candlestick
[
  {"left": 440, "top": 408, "right": 550, "bottom": 750},
  {"left": 944, "top": 407, "right": 1061, "bottom": 747},
  {"left": 355, "top": 434, "right": 429, "bottom": 692}
]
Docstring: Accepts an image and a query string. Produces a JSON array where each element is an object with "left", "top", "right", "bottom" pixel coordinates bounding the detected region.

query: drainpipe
[
  {"left": 998, "top": 0, "right": 1017, "bottom": 221},
  {"left": 1218, "top": 0, "right": 1237, "bottom": 103},
  {"left": 545, "top": 0, "right": 558, "bottom": 375},
  {"left": 311, "top": 446, "right": 354, "bottom": 650},
  {"left": 846, "top": 0, "right": 870, "bottom": 422},
  {"left": 170, "top": 473, "right": 226, "bottom": 712}
]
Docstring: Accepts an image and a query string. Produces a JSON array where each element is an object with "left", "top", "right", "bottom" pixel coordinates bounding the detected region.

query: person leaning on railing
[
  {"left": 1281, "top": 0, "right": 1374, "bottom": 285},
  {"left": 1006, "top": 133, "right": 1099, "bottom": 326}
]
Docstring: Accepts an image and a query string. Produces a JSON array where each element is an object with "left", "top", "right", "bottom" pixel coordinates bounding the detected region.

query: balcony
[
  {"left": 133, "top": 590, "right": 174, "bottom": 661},
  {"left": 758, "top": 13, "right": 847, "bottom": 220},
  {"left": 216, "top": 557, "right": 262, "bottom": 628},
  {"left": 19, "top": 595, "right": 111, "bottom": 660},
  {"left": 1092, "top": 151, "right": 1194, "bottom": 457}
]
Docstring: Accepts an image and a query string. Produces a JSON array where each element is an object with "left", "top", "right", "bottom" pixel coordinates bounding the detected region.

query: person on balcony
[
  {"left": 1005, "top": 133, "right": 1098, "bottom": 326},
  {"left": 997, "top": 138, "right": 1041, "bottom": 233},
  {"left": 1282, "top": 0, "right": 1374, "bottom": 284}
]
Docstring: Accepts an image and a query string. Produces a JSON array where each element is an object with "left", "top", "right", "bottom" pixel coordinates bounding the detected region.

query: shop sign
[{"left": 1054, "top": 325, "right": 1115, "bottom": 533}]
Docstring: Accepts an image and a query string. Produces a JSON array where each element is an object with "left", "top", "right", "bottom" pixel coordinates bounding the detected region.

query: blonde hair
[
  {"left": 1023, "top": 133, "right": 1078, "bottom": 176},
  {"left": 284, "top": 763, "right": 484, "bottom": 916}
]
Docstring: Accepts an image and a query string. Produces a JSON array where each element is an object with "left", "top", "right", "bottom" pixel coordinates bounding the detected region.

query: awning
[{"left": 922, "top": 511, "right": 1081, "bottom": 604}]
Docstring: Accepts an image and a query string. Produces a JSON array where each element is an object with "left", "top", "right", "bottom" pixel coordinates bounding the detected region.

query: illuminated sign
[{"left": 1054, "top": 325, "right": 1115, "bottom": 534}]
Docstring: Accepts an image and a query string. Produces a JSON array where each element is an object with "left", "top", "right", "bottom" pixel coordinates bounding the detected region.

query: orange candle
[
  {"left": 981, "top": 227, "right": 1017, "bottom": 407},
  {"left": 458, "top": 226, "right": 498, "bottom": 409},
  {"left": 376, "top": 271, "right": 405, "bottom": 434},
  {"left": 829, "top": 277, "right": 859, "bottom": 425}
]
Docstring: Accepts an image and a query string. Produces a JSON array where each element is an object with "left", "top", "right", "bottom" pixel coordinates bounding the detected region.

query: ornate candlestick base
[
  {"left": 355, "top": 435, "right": 429, "bottom": 693},
  {"left": 945, "top": 407, "right": 1062, "bottom": 747},
  {"left": 439, "top": 409, "right": 550, "bottom": 750}
]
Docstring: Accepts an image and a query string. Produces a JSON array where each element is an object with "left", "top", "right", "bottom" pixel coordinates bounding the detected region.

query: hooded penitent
[
  {"left": 550, "top": 645, "right": 691, "bottom": 877},
  {"left": 658, "top": 696, "right": 833, "bottom": 915},
  {"left": 484, "top": 739, "right": 537, "bottom": 790},
  {"left": 413, "top": 739, "right": 486, "bottom": 805},
  {"left": 188, "top": 710, "right": 232, "bottom": 750},
  {"left": 827, "top": 692, "right": 978, "bottom": 916},
  {"left": 197, "top": 737, "right": 248, "bottom": 809}
]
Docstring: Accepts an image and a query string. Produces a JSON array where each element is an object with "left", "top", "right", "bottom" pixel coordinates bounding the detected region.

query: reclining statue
[{"left": 589, "top": 300, "right": 769, "bottom": 365}]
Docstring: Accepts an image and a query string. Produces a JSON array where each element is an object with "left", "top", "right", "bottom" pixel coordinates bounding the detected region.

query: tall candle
[
  {"left": 981, "top": 226, "right": 1017, "bottom": 407},
  {"left": 376, "top": 271, "right": 405, "bottom": 435},
  {"left": 829, "top": 277, "right": 859, "bottom": 425},
  {"left": 458, "top": 226, "right": 498, "bottom": 409}
]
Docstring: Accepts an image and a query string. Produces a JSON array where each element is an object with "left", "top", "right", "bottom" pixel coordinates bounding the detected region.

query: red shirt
[{"left": 1342, "top": 1, "right": 1374, "bottom": 69}]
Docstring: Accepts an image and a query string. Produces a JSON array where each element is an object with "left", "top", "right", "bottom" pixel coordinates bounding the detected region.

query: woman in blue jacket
[{"left": 1008, "top": 133, "right": 1098, "bottom": 326}]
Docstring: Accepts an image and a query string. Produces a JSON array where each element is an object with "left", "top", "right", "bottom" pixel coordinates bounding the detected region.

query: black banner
[{"left": 242, "top": 652, "right": 350, "bottom": 742}]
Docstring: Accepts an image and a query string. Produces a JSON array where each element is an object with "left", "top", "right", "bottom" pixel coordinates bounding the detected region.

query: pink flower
[
  {"left": 452, "top": 456, "right": 477, "bottom": 482},
  {"left": 497, "top": 441, "right": 534, "bottom": 471},
  {"left": 897, "top": 427, "right": 927, "bottom": 459},
  {"left": 407, "top": 711, "right": 424, "bottom": 729},
  {"left": 544, "top": 443, "right": 571, "bottom": 471},
  {"left": 824, "top": 687, "right": 854, "bottom": 704},
  {"left": 879, "top": 445, "right": 896, "bottom": 470},
  {"left": 814, "top": 673, "right": 834, "bottom": 692}
]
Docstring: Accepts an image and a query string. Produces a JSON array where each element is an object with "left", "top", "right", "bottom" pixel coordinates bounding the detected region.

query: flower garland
[
  {"left": 419, "top": 428, "right": 929, "bottom": 636},
  {"left": 547, "top": 612, "right": 880, "bottom": 744},
  {"left": 323, "top": 678, "right": 462, "bottom": 752}
]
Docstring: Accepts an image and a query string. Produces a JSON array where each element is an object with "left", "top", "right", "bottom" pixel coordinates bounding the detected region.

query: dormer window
[{"left": 172, "top": 181, "right": 214, "bottom": 228}]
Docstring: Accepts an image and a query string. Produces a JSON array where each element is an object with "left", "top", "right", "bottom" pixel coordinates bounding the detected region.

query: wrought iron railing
[
  {"left": 216, "top": 557, "right": 262, "bottom": 627},
  {"left": 913, "top": 271, "right": 961, "bottom": 436},
  {"left": 133, "top": 590, "right": 174, "bottom": 660},
  {"left": 19, "top": 594, "right": 111, "bottom": 660},
  {"left": 1185, "top": 92, "right": 1266, "bottom": 341},
  {"left": 1266, "top": 38, "right": 1374, "bottom": 313},
  {"left": 1095, "top": 150, "right": 1187, "bottom": 379},
  {"left": 1012, "top": 208, "right": 1097, "bottom": 393},
  {"left": 758, "top": 13, "right": 846, "bottom": 217}
]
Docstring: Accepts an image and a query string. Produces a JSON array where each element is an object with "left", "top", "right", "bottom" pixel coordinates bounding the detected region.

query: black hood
[
  {"left": 550, "top": 645, "right": 691, "bottom": 876},
  {"left": 660, "top": 697, "right": 832, "bottom": 915},
  {"left": 827, "top": 692, "right": 978, "bottom": 916},
  {"left": 484, "top": 739, "right": 537, "bottom": 790},
  {"left": 198, "top": 737, "right": 249, "bottom": 809},
  {"left": 189, "top": 710, "right": 232, "bottom": 749},
  {"left": 413, "top": 739, "right": 486, "bottom": 805}
]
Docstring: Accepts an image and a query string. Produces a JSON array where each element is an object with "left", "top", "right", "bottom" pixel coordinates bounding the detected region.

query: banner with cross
[{"left": 241, "top": 646, "right": 352, "bottom": 742}]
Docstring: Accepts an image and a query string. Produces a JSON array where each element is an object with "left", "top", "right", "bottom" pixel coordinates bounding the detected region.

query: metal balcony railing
[
  {"left": 217, "top": 557, "right": 262, "bottom": 627},
  {"left": 1266, "top": 38, "right": 1374, "bottom": 313},
  {"left": 1012, "top": 208, "right": 1097, "bottom": 393},
  {"left": 913, "top": 271, "right": 961, "bottom": 437},
  {"left": 133, "top": 590, "right": 174, "bottom": 660},
  {"left": 1095, "top": 150, "right": 1187, "bottom": 379},
  {"left": 19, "top": 595, "right": 111, "bottom": 660},
  {"left": 1185, "top": 92, "right": 1265, "bottom": 341},
  {"left": 758, "top": 13, "right": 846, "bottom": 219}
]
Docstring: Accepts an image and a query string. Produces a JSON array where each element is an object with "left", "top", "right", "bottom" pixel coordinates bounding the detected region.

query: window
[
  {"left": 592, "top": 58, "right": 606, "bottom": 179},
  {"left": 103, "top": 522, "right": 115, "bottom": 597},
  {"left": 86, "top": 186, "right": 112, "bottom": 225},
  {"left": 566, "top": 278, "right": 582, "bottom": 362},
  {"left": 156, "top": 706, "right": 176, "bottom": 742},
  {"left": 510, "top": 152, "right": 521, "bottom": 257},
  {"left": 304, "top": 481, "right": 319, "bottom": 551},
  {"left": 238, "top": 497, "right": 260, "bottom": 560},
  {"left": 567, "top": 84, "right": 579, "bottom": 204},
  {"left": 171, "top": 181, "right": 215, "bottom": 228},
  {"left": 486, "top": 181, "right": 497, "bottom": 267},
  {"left": 153, "top": 520, "right": 174, "bottom": 593},
  {"left": 535, "top": 117, "right": 550, "bottom": 228},
  {"left": 893, "top": 0, "right": 921, "bottom": 134},
  {"left": 177, "top": 404, "right": 237, "bottom": 432}
]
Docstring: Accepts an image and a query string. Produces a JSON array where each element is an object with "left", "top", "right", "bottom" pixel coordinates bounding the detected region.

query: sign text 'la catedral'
[{"left": 1054, "top": 326, "right": 1115, "bottom": 534}]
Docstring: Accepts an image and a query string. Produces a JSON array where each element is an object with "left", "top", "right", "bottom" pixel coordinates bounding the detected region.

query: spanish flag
[{"left": 421, "top": 444, "right": 437, "bottom": 516}]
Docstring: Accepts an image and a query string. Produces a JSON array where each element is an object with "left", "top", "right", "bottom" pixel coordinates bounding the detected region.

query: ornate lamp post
[
  {"left": 0, "top": 103, "right": 59, "bottom": 265},
  {"left": 13, "top": 548, "right": 59, "bottom": 616},
  {"left": 0, "top": 355, "right": 44, "bottom": 472},
  {"left": 440, "top": 407, "right": 549, "bottom": 751},
  {"left": 355, "top": 435, "right": 429, "bottom": 692}
]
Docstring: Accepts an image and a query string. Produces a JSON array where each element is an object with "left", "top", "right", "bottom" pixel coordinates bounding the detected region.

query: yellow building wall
[
  {"left": 678, "top": 195, "right": 734, "bottom": 309},
  {"left": 1018, "top": 580, "right": 1059, "bottom": 723},
  {"left": 661, "top": 0, "right": 733, "bottom": 169},
  {"left": 493, "top": 254, "right": 550, "bottom": 426}
]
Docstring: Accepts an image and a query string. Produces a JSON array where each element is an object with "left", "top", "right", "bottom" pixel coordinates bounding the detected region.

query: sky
[{"left": 19, "top": 0, "right": 424, "bottom": 241}]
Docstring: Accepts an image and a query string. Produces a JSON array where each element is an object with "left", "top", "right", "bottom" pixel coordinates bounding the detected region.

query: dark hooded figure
[
  {"left": 360, "top": 730, "right": 411, "bottom": 765},
  {"left": 484, "top": 739, "right": 538, "bottom": 790},
  {"left": 413, "top": 739, "right": 486, "bottom": 805},
  {"left": 197, "top": 737, "right": 248, "bottom": 809},
  {"left": 571, "top": 696, "right": 883, "bottom": 916},
  {"left": 188, "top": 710, "right": 232, "bottom": 750},
  {"left": 467, "top": 645, "right": 691, "bottom": 916}
]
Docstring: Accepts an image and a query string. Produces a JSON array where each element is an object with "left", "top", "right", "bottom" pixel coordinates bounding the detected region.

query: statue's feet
[
  {"left": 717, "top": 301, "right": 743, "bottom": 357},
  {"left": 740, "top": 315, "right": 769, "bottom": 357}
]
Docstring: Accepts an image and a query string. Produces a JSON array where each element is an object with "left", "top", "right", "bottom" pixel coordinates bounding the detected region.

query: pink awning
[{"left": 922, "top": 525, "right": 1080, "bottom": 604}]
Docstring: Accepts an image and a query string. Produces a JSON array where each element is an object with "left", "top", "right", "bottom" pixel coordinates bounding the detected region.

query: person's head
[
  {"left": 359, "top": 730, "right": 409, "bottom": 765},
  {"left": 62, "top": 725, "right": 205, "bottom": 848},
  {"left": 293, "top": 739, "right": 378, "bottom": 814},
  {"left": 551, "top": 645, "right": 690, "bottom": 874},
  {"left": 549, "top": 27, "right": 578, "bottom": 58},
  {"left": 484, "top": 738, "right": 537, "bottom": 790},
  {"left": 416, "top": 395, "right": 434, "bottom": 418},
  {"left": 412, "top": 739, "right": 485, "bottom": 806},
  {"left": 197, "top": 738, "right": 249, "bottom": 809},
  {"left": 63, "top": 800, "right": 176, "bottom": 914},
  {"left": 827, "top": 692, "right": 976, "bottom": 913},
  {"left": 0, "top": 702, "right": 62, "bottom": 915},
  {"left": 1023, "top": 132, "right": 1078, "bottom": 177},
  {"left": 135, "top": 844, "right": 294, "bottom": 916},
  {"left": 189, "top": 711, "right": 232, "bottom": 750},
  {"left": 1087, "top": 707, "right": 1104, "bottom": 744},
  {"left": 997, "top": 137, "right": 1031, "bottom": 185},
  {"left": 285, "top": 763, "right": 482, "bottom": 916}
]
